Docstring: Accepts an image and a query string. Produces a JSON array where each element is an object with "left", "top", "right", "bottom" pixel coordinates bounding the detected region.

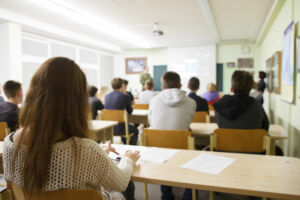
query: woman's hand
[
  {"left": 103, "top": 141, "right": 119, "bottom": 155},
  {"left": 125, "top": 150, "right": 140, "bottom": 164}
]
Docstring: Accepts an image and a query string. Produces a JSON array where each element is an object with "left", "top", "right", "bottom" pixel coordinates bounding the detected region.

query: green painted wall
[{"left": 255, "top": 0, "right": 300, "bottom": 157}]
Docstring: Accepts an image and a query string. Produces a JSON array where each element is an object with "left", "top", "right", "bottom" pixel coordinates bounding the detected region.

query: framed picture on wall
[
  {"left": 226, "top": 62, "right": 235, "bottom": 68},
  {"left": 125, "top": 57, "right": 147, "bottom": 74},
  {"left": 237, "top": 58, "right": 254, "bottom": 68},
  {"left": 272, "top": 51, "right": 282, "bottom": 94},
  {"left": 266, "top": 57, "right": 273, "bottom": 92}
]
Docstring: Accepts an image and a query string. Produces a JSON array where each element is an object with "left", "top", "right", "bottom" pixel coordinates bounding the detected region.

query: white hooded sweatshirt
[{"left": 149, "top": 88, "right": 196, "bottom": 130}]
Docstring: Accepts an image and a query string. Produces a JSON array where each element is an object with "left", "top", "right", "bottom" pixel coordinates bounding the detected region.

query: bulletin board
[{"left": 281, "top": 21, "right": 295, "bottom": 103}]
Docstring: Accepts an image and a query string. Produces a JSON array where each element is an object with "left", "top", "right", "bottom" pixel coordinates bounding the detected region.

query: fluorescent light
[{"left": 26, "top": 0, "right": 153, "bottom": 48}]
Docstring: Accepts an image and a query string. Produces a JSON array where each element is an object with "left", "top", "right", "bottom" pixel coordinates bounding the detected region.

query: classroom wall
[
  {"left": 217, "top": 43, "right": 255, "bottom": 94},
  {"left": 255, "top": 0, "right": 300, "bottom": 157},
  {"left": 113, "top": 48, "right": 168, "bottom": 94}
]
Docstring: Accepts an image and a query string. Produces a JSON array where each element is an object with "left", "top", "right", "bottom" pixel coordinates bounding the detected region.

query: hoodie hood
[
  {"left": 213, "top": 94, "right": 255, "bottom": 120},
  {"left": 160, "top": 88, "right": 188, "bottom": 107}
]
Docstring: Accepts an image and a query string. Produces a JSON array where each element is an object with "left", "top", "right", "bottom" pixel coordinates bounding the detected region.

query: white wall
[{"left": 113, "top": 46, "right": 216, "bottom": 95}]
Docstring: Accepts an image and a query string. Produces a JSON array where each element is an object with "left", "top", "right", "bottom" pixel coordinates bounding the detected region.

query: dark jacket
[
  {"left": 213, "top": 94, "right": 269, "bottom": 131},
  {"left": 0, "top": 102, "right": 19, "bottom": 132},
  {"left": 188, "top": 92, "right": 209, "bottom": 113},
  {"left": 89, "top": 97, "right": 104, "bottom": 119},
  {"left": 104, "top": 91, "right": 133, "bottom": 135},
  {"left": 257, "top": 80, "right": 266, "bottom": 93}
]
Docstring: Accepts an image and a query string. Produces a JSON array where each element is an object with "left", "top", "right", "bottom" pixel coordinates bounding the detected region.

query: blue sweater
[
  {"left": 104, "top": 91, "right": 133, "bottom": 135},
  {"left": 188, "top": 92, "right": 209, "bottom": 113}
]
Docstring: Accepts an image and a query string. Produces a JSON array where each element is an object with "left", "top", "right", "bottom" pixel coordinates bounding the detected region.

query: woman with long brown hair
[{"left": 3, "top": 57, "right": 139, "bottom": 199}]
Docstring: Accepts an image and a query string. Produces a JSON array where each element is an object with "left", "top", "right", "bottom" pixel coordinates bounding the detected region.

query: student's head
[
  {"left": 88, "top": 85, "right": 98, "bottom": 97},
  {"left": 144, "top": 80, "right": 154, "bottom": 90},
  {"left": 3, "top": 80, "right": 23, "bottom": 104},
  {"left": 122, "top": 79, "right": 129, "bottom": 92},
  {"left": 231, "top": 70, "right": 254, "bottom": 95},
  {"left": 207, "top": 83, "right": 217, "bottom": 92},
  {"left": 188, "top": 77, "right": 200, "bottom": 92},
  {"left": 18, "top": 57, "right": 89, "bottom": 193},
  {"left": 111, "top": 78, "right": 124, "bottom": 91},
  {"left": 161, "top": 71, "right": 181, "bottom": 90},
  {"left": 259, "top": 71, "right": 267, "bottom": 80}
]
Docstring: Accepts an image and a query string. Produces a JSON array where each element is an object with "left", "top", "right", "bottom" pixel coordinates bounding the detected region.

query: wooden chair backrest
[
  {"left": 0, "top": 122, "right": 9, "bottom": 141},
  {"left": 101, "top": 110, "right": 126, "bottom": 123},
  {"left": 7, "top": 181, "right": 103, "bottom": 200},
  {"left": 211, "top": 128, "right": 270, "bottom": 154},
  {"left": 192, "top": 111, "right": 209, "bottom": 123},
  {"left": 208, "top": 104, "right": 214, "bottom": 111},
  {"left": 133, "top": 104, "right": 149, "bottom": 110},
  {"left": 142, "top": 129, "right": 193, "bottom": 150}
]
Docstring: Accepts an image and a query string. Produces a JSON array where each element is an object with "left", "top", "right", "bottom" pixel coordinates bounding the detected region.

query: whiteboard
[{"left": 168, "top": 45, "right": 216, "bottom": 95}]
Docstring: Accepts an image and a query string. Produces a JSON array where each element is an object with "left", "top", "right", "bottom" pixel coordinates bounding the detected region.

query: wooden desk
[
  {"left": 190, "top": 123, "right": 288, "bottom": 154},
  {"left": 129, "top": 146, "right": 300, "bottom": 199},
  {"left": 89, "top": 120, "right": 118, "bottom": 142},
  {"left": 129, "top": 109, "right": 149, "bottom": 125}
]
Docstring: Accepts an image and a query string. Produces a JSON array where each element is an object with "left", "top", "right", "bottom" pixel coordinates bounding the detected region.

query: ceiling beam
[
  {"left": 256, "top": 0, "right": 285, "bottom": 45},
  {"left": 197, "top": 0, "right": 220, "bottom": 43}
]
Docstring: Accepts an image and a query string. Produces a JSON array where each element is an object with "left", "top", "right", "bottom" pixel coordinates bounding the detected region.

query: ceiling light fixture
[
  {"left": 152, "top": 23, "right": 164, "bottom": 36},
  {"left": 26, "top": 0, "right": 153, "bottom": 48}
]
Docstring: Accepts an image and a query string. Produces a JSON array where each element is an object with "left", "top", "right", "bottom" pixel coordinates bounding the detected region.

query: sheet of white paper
[
  {"left": 181, "top": 153, "right": 235, "bottom": 175},
  {"left": 107, "top": 144, "right": 179, "bottom": 164},
  {"left": 140, "top": 147, "right": 179, "bottom": 164}
]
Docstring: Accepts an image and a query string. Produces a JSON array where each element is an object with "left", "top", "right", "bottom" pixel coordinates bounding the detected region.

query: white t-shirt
[{"left": 138, "top": 90, "right": 158, "bottom": 104}]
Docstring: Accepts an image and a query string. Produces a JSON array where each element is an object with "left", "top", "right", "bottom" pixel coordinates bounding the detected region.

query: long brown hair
[{"left": 16, "top": 57, "right": 89, "bottom": 193}]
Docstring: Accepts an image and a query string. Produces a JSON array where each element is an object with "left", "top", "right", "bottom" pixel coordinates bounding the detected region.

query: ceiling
[{"left": 0, "top": 0, "right": 275, "bottom": 52}]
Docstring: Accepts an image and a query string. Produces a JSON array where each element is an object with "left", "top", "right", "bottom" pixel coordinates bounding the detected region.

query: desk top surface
[
  {"left": 132, "top": 109, "right": 149, "bottom": 116},
  {"left": 131, "top": 146, "right": 300, "bottom": 199},
  {"left": 90, "top": 120, "right": 118, "bottom": 131},
  {"left": 190, "top": 123, "right": 288, "bottom": 140}
]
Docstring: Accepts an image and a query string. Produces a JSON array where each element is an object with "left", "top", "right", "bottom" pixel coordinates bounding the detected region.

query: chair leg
[
  {"left": 143, "top": 183, "right": 148, "bottom": 200},
  {"left": 209, "top": 191, "right": 213, "bottom": 200},
  {"left": 262, "top": 197, "right": 267, "bottom": 200},
  {"left": 126, "top": 135, "right": 130, "bottom": 145},
  {"left": 192, "top": 189, "right": 196, "bottom": 200}
]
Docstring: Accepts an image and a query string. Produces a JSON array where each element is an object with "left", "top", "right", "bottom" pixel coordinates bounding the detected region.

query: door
[
  {"left": 216, "top": 63, "right": 223, "bottom": 92},
  {"left": 153, "top": 65, "right": 167, "bottom": 91}
]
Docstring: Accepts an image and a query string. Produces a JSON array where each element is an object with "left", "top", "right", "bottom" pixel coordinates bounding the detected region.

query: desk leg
[
  {"left": 110, "top": 127, "right": 114, "bottom": 143},
  {"left": 270, "top": 139, "right": 276, "bottom": 155},
  {"left": 192, "top": 189, "right": 196, "bottom": 200},
  {"left": 209, "top": 191, "right": 213, "bottom": 200},
  {"left": 143, "top": 183, "right": 148, "bottom": 200}
]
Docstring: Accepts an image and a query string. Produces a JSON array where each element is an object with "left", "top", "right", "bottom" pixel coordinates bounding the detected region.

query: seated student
[
  {"left": 187, "top": 77, "right": 209, "bottom": 113},
  {"left": 213, "top": 70, "right": 269, "bottom": 131},
  {"left": 138, "top": 80, "right": 157, "bottom": 104},
  {"left": 0, "top": 80, "right": 23, "bottom": 132},
  {"left": 0, "top": 84, "right": 5, "bottom": 103},
  {"left": 149, "top": 71, "right": 195, "bottom": 200},
  {"left": 3, "top": 57, "right": 140, "bottom": 200},
  {"left": 122, "top": 79, "right": 134, "bottom": 105},
  {"left": 105, "top": 78, "right": 139, "bottom": 145},
  {"left": 88, "top": 85, "right": 104, "bottom": 119},
  {"left": 202, "top": 82, "right": 220, "bottom": 104},
  {"left": 250, "top": 82, "right": 264, "bottom": 105}
]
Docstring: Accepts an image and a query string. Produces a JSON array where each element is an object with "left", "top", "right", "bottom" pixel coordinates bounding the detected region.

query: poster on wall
[
  {"left": 272, "top": 51, "right": 282, "bottom": 94},
  {"left": 297, "top": 36, "right": 300, "bottom": 73},
  {"left": 281, "top": 21, "right": 295, "bottom": 103},
  {"left": 266, "top": 57, "right": 273, "bottom": 92}
]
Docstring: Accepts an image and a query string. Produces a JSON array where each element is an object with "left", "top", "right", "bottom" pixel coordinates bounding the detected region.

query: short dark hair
[
  {"left": 259, "top": 71, "right": 267, "bottom": 79},
  {"left": 3, "top": 80, "right": 21, "bottom": 98},
  {"left": 188, "top": 77, "right": 200, "bottom": 91},
  {"left": 145, "top": 80, "right": 154, "bottom": 90},
  {"left": 111, "top": 78, "right": 123, "bottom": 90},
  {"left": 123, "top": 79, "right": 129, "bottom": 86},
  {"left": 162, "top": 71, "right": 181, "bottom": 89},
  {"left": 231, "top": 70, "right": 253, "bottom": 95},
  {"left": 88, "top": 85, "right": 98, "bottom": 97}
]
